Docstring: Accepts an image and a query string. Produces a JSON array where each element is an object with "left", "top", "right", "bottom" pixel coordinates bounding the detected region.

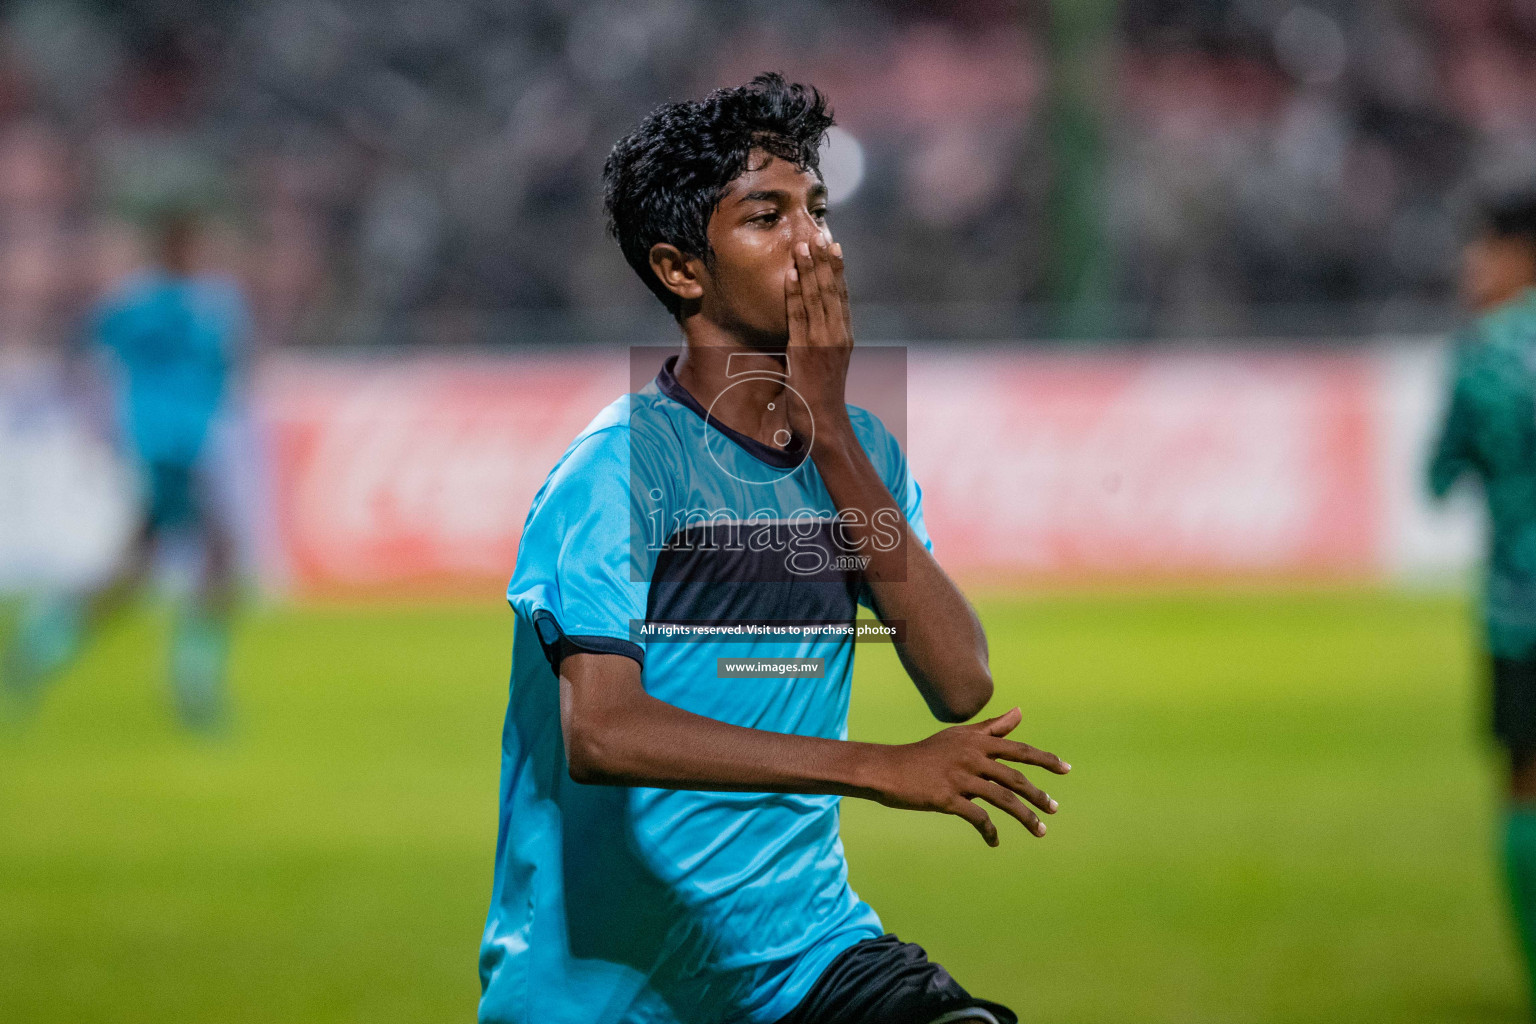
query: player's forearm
[
  {"left": 564, "top": 683, "right": 887, "bottom": 798},
  {"left": 869, "top": 548, "right": 993, "bottom": 722},
  {"left": 810, "top": 425, "right": 993, "bottom": 722}
]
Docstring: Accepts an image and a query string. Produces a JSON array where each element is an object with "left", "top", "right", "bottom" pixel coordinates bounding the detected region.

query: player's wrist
[
  {"left": 840, "top": 741, "right": 900, "bottom": 803},
  {"left": 804, "top": 411, "right": 858, "bottom": 462}
]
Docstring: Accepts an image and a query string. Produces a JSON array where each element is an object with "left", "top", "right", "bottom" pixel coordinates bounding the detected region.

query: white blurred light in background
[
  {"left": 820, "top": 126, "right": 865, "bottom": 206},
  {"left": 1274, "top": 6, "right": 1347, "bottom": 86}
]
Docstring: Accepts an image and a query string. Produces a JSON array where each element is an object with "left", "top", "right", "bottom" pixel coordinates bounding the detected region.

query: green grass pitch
[{"left": 0, "top": 589, "right": 1523, "bottom": 1022}]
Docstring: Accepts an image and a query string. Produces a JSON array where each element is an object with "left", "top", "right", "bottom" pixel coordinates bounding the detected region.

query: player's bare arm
[
  {"left": 784, "top": 234, "right": 996, "bottom": 726},
  {"left": 560, "top": 652, "right": 1067, "bottom": 844}
]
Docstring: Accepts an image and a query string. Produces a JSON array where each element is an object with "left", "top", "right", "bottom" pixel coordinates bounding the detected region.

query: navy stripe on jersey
[{"left": 647, "top": 519, "right": 864, "bottom": 625}]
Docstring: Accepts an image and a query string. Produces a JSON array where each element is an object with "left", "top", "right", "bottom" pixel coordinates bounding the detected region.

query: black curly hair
[
  {"left": 1481, "top": 188, "right": 1536, "bottom": 253},
  {"left": 602, "top": 72, "right": 835, "bottom": 318}
]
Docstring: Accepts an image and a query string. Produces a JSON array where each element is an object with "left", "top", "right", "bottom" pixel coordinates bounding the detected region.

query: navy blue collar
[{"left": 655, "top": 354, "right": 808, "bottom": 469}]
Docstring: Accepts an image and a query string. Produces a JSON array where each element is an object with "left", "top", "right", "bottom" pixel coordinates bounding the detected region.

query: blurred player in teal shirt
[
  {"left": 1429, "top": 190, "right": 1536, "bottom": 1007},
  {"left": 3, "top": 211, "right": 248, "bottom": 730}
]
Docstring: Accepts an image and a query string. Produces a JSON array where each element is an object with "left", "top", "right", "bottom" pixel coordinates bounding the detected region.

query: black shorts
[
  {"left": 772, "top": 934, "right": 1018, "bottom": 1024},
  {"left": 1493, "top": 654, "right": 1536, "bottom": 758}
]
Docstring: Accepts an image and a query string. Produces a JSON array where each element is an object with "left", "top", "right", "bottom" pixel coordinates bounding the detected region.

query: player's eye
[
  {"left": 751, "top": 211, "right": 779, "bottom": 226},
  {"left": 812, "top": 206, "right": 828, "bottom": 220}
]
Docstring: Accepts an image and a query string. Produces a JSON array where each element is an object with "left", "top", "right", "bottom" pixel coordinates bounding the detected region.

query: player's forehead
[{"left": 719, "top": 150, "right": 824, "bottom": 205}]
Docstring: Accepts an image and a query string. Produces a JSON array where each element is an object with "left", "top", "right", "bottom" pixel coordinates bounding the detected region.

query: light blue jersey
[
  {"left": 480, "top": 355, "right": 931, "bottom": 1024},
  {"left": 96, "top": 271, "right": 247, "bottom": 468}
]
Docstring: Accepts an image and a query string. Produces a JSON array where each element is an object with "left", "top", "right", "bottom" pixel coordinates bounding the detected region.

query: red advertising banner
[
  {"left": 260, "top": 348, "right": 1382, "bottom": 595},
  {"left": 905, "top": 349, "right": 1380, "bottom": 582},
  {"left": 261, "top": 354, "right": 628, "bottom": 595}
]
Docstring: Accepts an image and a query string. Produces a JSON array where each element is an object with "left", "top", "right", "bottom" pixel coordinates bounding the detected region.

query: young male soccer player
[
  {"left": 2, "top": 211, "right": 245, "bottom": 729},
  {"left": 480, "top": 74, "right": 1069, "bottom": 1024},
  {"left": 1429, "top": 190, "right": 1536, "bottom": 1005}
]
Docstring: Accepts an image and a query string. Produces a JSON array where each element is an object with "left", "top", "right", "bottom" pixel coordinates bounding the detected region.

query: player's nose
[{"left": 786, "top": 209, "right": 829, "bottom": 252}]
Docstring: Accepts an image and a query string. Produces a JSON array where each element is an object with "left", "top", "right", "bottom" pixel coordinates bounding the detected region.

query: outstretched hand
[{"left": 866, "top": 707, "right": 1071, "bottom": 847}]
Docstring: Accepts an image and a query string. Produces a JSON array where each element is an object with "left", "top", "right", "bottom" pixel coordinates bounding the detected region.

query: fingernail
[
  {"left": 1048, "top": 798, "right": 1058, "bottom": 812},
  {"left": 788, "top": 266, "right": 797, "bottom": 281},
  {"left": 1062, "top": 763, "right": 1072, "bottom": 772},
  {"left": 797, "top": 242, "right": 809, "bottom": 256},
  {"left": 832, "top": 242, "right": 842, "bottom": 257},
  {"left": 1036, "top": 822, "right": 1047, "bottom": 835},
  {"left": 815, "top": 234, "right": 827, "bottom": 248}
]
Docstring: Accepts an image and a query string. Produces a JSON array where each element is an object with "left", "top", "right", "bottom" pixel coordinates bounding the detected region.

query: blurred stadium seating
[{"left": 0, "top": 0, "right": 1527, "bottom": 351}]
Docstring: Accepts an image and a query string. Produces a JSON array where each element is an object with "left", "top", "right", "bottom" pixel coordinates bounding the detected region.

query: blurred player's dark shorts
[
  {"left": 143, "top": 461, "right": 203, "bottom": 531},
  {"left": 771, "top": 934, "right": 1018, "bottom": 1024},
  {"left": 1492, "top": 654, "right": 1536, "bottom": 758}
]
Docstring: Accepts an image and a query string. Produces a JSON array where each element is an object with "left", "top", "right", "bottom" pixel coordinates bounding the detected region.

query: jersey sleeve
[
  {"left": 893, "top": 439, "right": 933, "bottom": 555},
  {"left": 92, "top": 294, "right": 129, "bottom": 360},
  {"left": 861, "top": 409, "right": 932, "bottom": 554},
  {"left": 852, "top": 408, "right": 933, "bottom": 611},
  {"left": 208, "top": 278, "right": 253, "bottom": 369},
  {"left": 1427, "top": 332, "right": 1480, "bottom": 499},
  {"left": 506, "top": 423, "right": 661, "bottom": 674}
]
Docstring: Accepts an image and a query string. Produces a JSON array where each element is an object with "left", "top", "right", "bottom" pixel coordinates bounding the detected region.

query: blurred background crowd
[{"left": 0, "top": 0, "right": 1531, "bottom": 352}]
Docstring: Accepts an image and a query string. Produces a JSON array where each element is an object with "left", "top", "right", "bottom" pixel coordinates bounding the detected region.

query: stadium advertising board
[{"left": 252, "top": 346, "right": 1472, "bottom": 596}]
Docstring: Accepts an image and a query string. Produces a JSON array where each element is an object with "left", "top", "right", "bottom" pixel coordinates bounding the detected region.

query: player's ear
[{"left": 648, "top": 243, "right": 705, "bottom": 304}]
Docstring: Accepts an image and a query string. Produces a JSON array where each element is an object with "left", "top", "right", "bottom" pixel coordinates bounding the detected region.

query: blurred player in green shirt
[{"left": 1429, "top": 190, "right": 1536, "bottom": 1005}]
